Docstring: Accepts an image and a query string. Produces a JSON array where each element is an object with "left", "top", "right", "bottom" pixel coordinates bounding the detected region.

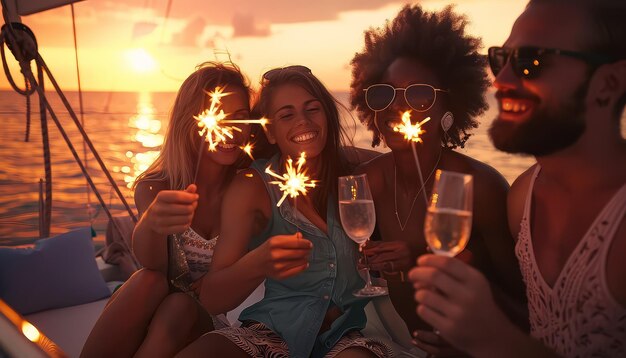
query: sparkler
[
  {"left": 194, "top": 88, "right": 268, "bottom": 151},
  {"left": 192, "top": 86, "right": 268, "bottom": 182},
  {"left": 393, "top": 110, "right": 431, "bottom": 207},
  {"left": 240, "top": 142, "right": 255, "bottom": 160},
  {"left": 265, "top": 152, "right": 317, "bottom": 232},
  {"left": 393, "top": 110, "right": 431, "bottom": 143},
  {"left": 265, "top": 152, "right": 317, "bottom": 207}
]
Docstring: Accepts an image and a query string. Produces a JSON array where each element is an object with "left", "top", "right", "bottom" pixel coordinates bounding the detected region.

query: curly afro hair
[{"left": 350, "top": 4, "right": 490, "bottom": 148}]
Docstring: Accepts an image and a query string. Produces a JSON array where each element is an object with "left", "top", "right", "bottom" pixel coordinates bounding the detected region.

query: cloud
[
  {"left": 14, "top": 0, "right": 403, "bottom": 48},
  {"left": 231, "top": 13, "right": 270, "bottom": 38},
  {"left": 45, "top": 0, "right": 402, "bottom": 26},
  {"left": 165, "top": 0, "right": 402, "bottom": 25},
  {"left": 203, "top": 31, "right": 225, "bottom": 49},
  {"left": 132, "top": 21, "right": 158, "bottom": 39},
  {"left": 169, "top": 17, "right": 206, "bottom": 47}
]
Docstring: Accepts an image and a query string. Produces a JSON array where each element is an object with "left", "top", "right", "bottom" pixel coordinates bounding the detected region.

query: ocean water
[{"left": 0, "top": 89, "right": 536, "bottom": 243}]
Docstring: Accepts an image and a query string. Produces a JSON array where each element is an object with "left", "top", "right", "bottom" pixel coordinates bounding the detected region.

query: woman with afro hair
[{"left": 350, "top": 4, "right": 528, "bottom": 355}]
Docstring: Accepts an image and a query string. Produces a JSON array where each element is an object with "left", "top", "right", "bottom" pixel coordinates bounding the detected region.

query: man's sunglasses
[
  {"left": 363, "top": 83, "right": 449, "bottom": 112},
  {"left": 262, "top": 65, "right": 312, "bottom": 82},
  {"left": 488, "top": 46, "right": 614, "bottom": 79}
]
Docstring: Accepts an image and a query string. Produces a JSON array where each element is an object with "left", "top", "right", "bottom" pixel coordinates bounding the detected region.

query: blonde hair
[{"left": 134, "top": 62, "right": 251, "bottom": 190}]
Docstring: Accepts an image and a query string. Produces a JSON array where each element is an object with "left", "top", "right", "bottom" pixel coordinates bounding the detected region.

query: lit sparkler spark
[
  {"left": 393, "top": 110, "right": 432, "bottom": 207},
  {"left": 265, "top": 152, "right": 317, "bottom": 207},
  {"left": 194, "top": 87, "right": 268, "bottom": 151},
  {"left": 240, "top": 142, "right": 255, "bottom": 160},
  {"left": 393, "top": 111, "right": 431, "bottom": 143},
  {"left": 194, "top": 87, "right": 235, "bottom": 151}
]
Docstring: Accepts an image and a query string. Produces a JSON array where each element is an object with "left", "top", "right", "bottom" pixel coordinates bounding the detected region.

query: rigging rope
[
  {"left": 0, "top": 20, "right": 52, "bottom": 237},
  {"left": 34, "top": 54, "right": 138, "bottom": 223},
  {"left": 24, "top": 77, "right": 30, "bottom": 142},
  {"left": 38, "top": 60, "right": 52, "bottom": 238},
  {"left": 1, "top": 22, "right": 34, "bottom": 141},
  {"left": 1, "top": 17, "right": 138, "bottom": 244},
  {"left": 70, "top": 3, "right": 94, "bottom": 224}
]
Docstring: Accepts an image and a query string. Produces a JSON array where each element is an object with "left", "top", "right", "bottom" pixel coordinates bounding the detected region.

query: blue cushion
[{"left": 0, "top": 228, "right": 111, "bottom": 315}]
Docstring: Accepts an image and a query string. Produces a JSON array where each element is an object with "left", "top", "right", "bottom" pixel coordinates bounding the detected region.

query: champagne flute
[
  {"left": 424, "top": 169, "right": 473, "bottom": 257},
  {"left": 423, "top": 169, "right": 472, "bottom": 336},
  {"left": 338, "top": 174, "right": 388, "bottom": 297}
]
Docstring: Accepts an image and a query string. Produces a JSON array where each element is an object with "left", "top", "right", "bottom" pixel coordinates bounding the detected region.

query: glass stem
[{"left": 361, "top": 241, "right": 373, "bottom": 288}]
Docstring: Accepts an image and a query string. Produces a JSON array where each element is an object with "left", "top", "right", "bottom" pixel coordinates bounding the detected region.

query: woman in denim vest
[{"left": 178, "top": 66, "right": 391, "bottom": 358}]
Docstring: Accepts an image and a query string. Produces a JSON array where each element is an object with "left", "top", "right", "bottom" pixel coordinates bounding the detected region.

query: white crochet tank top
[{"left": 515, "top": 166, "right": 626, "bottom": 357}]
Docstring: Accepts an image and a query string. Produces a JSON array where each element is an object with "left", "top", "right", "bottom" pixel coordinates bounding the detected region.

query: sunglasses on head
[
  {"left": 488, "top": 46, "right": 614, "bottom": 79},
  {"left": 262, "top": 65, "right": 312, "bottom": 82},
  {"left": 363, "top": 83, "right": 449, "bottom": 112}
]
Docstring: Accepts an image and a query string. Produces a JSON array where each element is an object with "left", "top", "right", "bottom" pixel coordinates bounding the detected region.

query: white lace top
[
  {"left": 515, "top": 166, "right": 626, "bottom": 357},
  {"left": 174, "top": 228, "right": 230, "bottom": 328},
  {"left": 179, "top": 228, "right": 218, "bottom": 281}
]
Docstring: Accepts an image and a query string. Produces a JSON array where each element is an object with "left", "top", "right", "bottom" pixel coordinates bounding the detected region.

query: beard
[{"left": 488, "top": 81, "right": 589, "bottom": 157}]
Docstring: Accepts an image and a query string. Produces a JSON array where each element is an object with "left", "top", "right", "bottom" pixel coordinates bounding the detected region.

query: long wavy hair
[
  {"left": 254, "top": 68, "right": 351, "bottom": 215},
  {"left": 350, "top": 4, "right": 490, "bottom": 148},
  {"left": 133, "top": 62, "right": 252, "bottom": 190}
]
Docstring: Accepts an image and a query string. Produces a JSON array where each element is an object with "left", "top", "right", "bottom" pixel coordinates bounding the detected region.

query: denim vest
[{"left": 239, "top": 155, "right": 369, "bottom": 358}]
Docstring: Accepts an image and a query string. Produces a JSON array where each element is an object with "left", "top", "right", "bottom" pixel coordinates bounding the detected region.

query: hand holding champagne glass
[
  {"left": 424, "top": 170, "right": 473, "bottom": 257},
  {"left": 338, "top": 174, "right": 388, "bottom": 297}
]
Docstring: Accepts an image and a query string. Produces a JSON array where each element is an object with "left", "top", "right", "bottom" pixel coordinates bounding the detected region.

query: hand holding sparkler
[
  {"left": 255, "top": 233, "right": 313, "bottom": 280},
  {"left": 142, "top": 184, "right": 199, "bottom": 235}
]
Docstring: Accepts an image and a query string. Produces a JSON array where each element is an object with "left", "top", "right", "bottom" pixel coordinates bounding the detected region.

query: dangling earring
[
  {"left": 373, "top": 111, "right": 387, "bottom": 147},
  {"left": 373, "top": 111, "right": 381, "bottom": 132},
  {"left": 441, "top": 111, "right": 454, "bottom": 132},
  {"left": 440, "top": 111, "right": 454, "bottom": 145}
]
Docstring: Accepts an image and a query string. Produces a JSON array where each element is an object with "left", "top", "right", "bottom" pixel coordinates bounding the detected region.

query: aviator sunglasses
[
  {"left": 363, "top": 83, "right": 449, "bottom": 112},
  {"left": 488, "top": 46, "right": 614, "bottom": 79},
  {"left": 262, "top": 65, "right": 312, "bottom": 82}
]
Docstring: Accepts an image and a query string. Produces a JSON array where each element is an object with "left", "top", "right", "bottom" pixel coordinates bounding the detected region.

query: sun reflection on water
[{"left": 120, "top": 92, "right": 163, "bottom": 189}]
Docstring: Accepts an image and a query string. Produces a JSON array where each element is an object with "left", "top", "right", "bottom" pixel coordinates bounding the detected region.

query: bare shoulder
[
  {"left": 449, "top": 152, "right": 510, "bottom": 229},
  {"left": 448, "top": 151, "right": 509, "bottom": 194},
  {"left": 360, "top": 151, "right": 392, "bottom": 172},
  {"left": 224, "top": 168, "right": 269, "bottom": 215},
  {"left": 217, "top": 168, "right": 271, "bottom": 256},
  {"left": 507, "top": 164, "right": 539, "bottom": 238},
  {"left": 354, "top": 152, "right": 392, "bottom": 195},
  {"left": 228, "top": 168, "right": 267, "bottom": 194},
  {"left": 343, "top": 146, "right": 382, "bottom": 168},
  {"left": 509, "top": 165, "right": 538, "bottom": 203},
  {"left": 134, "top": 179, "right": 168, "bottom": 215}
]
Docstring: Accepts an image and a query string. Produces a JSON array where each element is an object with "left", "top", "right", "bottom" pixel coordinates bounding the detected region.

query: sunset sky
[{"left": 1, "top": 0, "right": 528, "bottom": 92}]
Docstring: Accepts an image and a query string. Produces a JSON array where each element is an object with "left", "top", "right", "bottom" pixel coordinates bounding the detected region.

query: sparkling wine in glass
[
  {"left": 424, "top": 170, "right": 473, "bottom": 257},
  {"left": 338, "top": 174, "right": 388, "bottom": 297}
]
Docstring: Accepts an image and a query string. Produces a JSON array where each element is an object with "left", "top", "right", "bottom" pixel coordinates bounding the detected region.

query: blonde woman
[{"left": 81, "top": 62, "right": 254, "bottom": 358}]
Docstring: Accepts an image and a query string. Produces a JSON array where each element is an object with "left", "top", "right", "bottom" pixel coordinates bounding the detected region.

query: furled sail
[{"left": 4, "top": 0, "right": 83, "bottom": 17}]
